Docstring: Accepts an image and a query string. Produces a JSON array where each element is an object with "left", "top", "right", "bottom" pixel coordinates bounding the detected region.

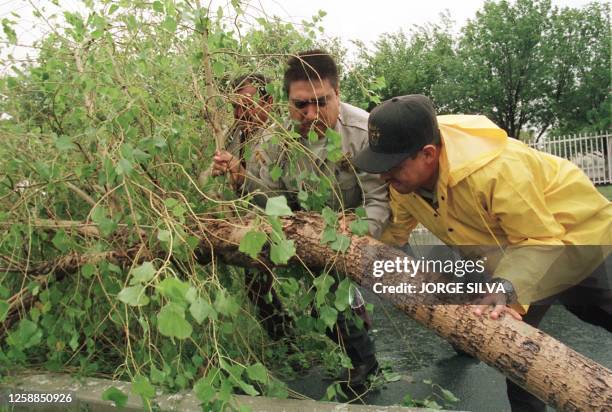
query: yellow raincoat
[{"left": 381, "top": 115, "right": 612, "bottom": 306}]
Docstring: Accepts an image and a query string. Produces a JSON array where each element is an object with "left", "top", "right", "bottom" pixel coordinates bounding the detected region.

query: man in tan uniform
[
  {"left": 212, "top": 73, "right": 272, "bottom": 189},
  {"left": 214, "top": 51, "right": 390, "bottom": 392},
  {"left": 212, "top": 73, "right": 299, "bottom": 343}
]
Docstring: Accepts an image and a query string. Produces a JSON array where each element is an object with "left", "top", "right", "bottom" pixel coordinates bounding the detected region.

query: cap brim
[{"left": 352, "top": 146, "right": 410, "bottom": 174}]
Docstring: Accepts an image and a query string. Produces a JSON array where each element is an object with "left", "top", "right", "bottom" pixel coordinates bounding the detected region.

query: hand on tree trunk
[{"left": 471, "top": 293, "right": 523, "bottom": 321}]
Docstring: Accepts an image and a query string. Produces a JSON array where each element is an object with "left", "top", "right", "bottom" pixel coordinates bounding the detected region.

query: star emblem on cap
[{"left": 369, "top": 124, "right": 381, "bottom": 146}]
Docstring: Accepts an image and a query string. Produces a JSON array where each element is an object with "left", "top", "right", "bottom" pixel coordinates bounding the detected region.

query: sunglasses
[{"left": 290, "top": 94, "right": 333, "bottom": 110}]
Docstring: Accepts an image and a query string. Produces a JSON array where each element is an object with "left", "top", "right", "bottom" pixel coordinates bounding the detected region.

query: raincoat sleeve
[{"left": 380, "top": 187, "right": 419, "bottom": 247}]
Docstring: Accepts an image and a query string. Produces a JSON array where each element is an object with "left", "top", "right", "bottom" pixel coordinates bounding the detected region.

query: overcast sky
[
  {"left": 0, "top": 0, "right": 600, "bottom": 70},
  {"left": 258, "top": 0, "right": 594, "bottom": 45}
]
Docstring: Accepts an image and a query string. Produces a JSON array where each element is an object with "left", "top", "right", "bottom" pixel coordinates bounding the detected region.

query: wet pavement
[
  {"left": 288, "top": 233, "right": 612, "bottom": 411},
  {"left": 289, "top": 293, "right": 611, "bottom": 411}
]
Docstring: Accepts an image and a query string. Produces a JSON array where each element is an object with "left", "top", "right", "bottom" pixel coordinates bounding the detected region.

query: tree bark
[
  {"left": 200, "top": 212, "right": 612, "bottom": 411},
  {"left": 4, "top": 212, "right": 611, "bottom": 410}
]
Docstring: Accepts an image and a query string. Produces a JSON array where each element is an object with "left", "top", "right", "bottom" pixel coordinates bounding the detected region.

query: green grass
[{"left": 597, "top": 185, "right": 612, "bottom": 200}]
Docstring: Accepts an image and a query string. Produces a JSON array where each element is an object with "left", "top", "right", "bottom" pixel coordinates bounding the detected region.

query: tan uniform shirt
[{"left": 243, "top": 102, "right": 390, "bottom": 238}]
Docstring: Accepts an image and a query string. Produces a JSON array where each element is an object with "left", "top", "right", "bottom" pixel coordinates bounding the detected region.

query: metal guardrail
[{"left": 526, "top": 132, "right": 612, "bottom": 185}]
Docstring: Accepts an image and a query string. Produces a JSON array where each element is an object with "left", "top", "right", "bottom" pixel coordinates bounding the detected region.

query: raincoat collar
[{"left": 436, "top": 115, "right": 508, "bottom": 188}]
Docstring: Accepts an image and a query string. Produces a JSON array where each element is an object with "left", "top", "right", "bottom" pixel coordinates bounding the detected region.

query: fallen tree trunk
[
  {"left": 4, "top": 212, "right": 610, "bottom": 410},
  {"left": 200, "top": 212, "right": 612, "bottom": 411}
]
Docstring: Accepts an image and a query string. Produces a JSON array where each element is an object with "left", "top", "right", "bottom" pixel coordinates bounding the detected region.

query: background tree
[
  {"left": 434, "top": 0, "right": 554, "bottom": 138},
  {"left": 342, "top": 15, "right": 455, "bottom": 110},
  {"left": 354, "top": 0, "right": 609, "bottom": 139},
  {"left": 542, "top": 2, "right": 610, "bottom": 137}
]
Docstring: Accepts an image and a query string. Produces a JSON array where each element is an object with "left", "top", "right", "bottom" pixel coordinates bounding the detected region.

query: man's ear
[{"left": 422, "top": 144, "right": 438, "bottom": 161}]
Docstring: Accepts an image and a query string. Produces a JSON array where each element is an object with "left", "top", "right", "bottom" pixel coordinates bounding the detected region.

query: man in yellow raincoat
[{"left": 352, "top": 94, "right": 611, "bottom": 411}]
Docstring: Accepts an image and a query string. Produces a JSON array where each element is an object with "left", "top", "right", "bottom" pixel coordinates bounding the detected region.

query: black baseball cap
[{"left": 352, "top": 94, "right": 440, "bottom": 173}]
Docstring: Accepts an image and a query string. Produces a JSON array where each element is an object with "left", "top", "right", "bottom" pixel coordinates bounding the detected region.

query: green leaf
[
  {"left": 212, "top": 61, "right": 225, "bottom": 76},
  {"left": 150, "top": 365, "right": 166, "bottom": 384},
  {"left": 189, "top": 297, "right": 214, "bottom": 325},
  {"left": 297, "top": 190, "right": 308, "bottom": 205},
  {"left": 238, "top": 381, "right": 259, "bottom": 396},
  {"left": 320, "top": 227, "right": 337, "bottom": 244},
  {"left": 441, "top": 388, "right": 460, "bottom": 403},
  {"left": 321, "top": 207, "right": 337, "bottom": 227},
  {"left": 157, "top": 303, "right": 192, "bottom": 339},
  {"left": 265, "top": 196, "right": 293, "bottom": 217},
  {"left": 185, "top": 287, "right": 197, "bottom": 304},
  {"left": 102, "top": 386, "right": 128, "bottom": 407},
  {"left": 52, "top": 230, "right": 70, "bottom": 253},
  {"left": 81, "top": 263, "right": 96, "bottom": 279},
  {"left": 152, "top": 1, "right": 164, "bottom": 12},
  {"left": 162, "top": 16, "right": 176, "bottom": 32},
  {"left": 156, "top": 278, "right": 189, "bottom": 305},
  {"left": 133, "top": 148, "right": 151, "bottom": 163},
  {"left": 116, "top": 158, "right": 133, "bottom": 176},
  {"left": 325, "top": 384, "right": 336, "bottom": 400},
  {"left": 2, "top": 18, "right": 17, "bottom": 44},
  {"left": 7, "top": 319, "right": 42, "bottom": 349},
  {"left": 307, "top": 130, "right": 319, "bottom": 143},
  {"left": 193, "top": 378, "right": 216, "bottom": 403},
  {"left": 55, "top": 135, "right": 76, "bottom": 151},
  {"left": 132, "top": 375, "right": 155, "bottom": 398},
  {"left": 238, "top": 230, "right": 267, "bottom": 259},
  {"left": 313, "top": 274, "right": 335, "bottom": 306},
  {"left": 325, "top": 128, "right": 343, "bottom": 162},
  {"left": 157, "top": 229, "right": 171, "bottom": 242},
  {"left": 350, "top": 219, "right": 369, "bottom": 236},
  {"left": 91, "top": 206, "right": 117, "bottom": 237},
  {"left": 267, "top": 216, "right": 283, "bottom": 235},
  {"left": 319, "top": 306, "right": 338, "bottom": 329},
  {"left": 355, "top": 206, "right": 367, "bottom": 218},
  {"left": 130, "top": 261, "right": 156, "bottom": 285},
  {"left": 269, "top": 165, "right": 282, "bottom": 182},
  {"left": 334, "top": 278, "right": 351, "bottom": 312},
  {"left": 246, "top": 362, "right": 268, "bottom": 383},
  {"left": 108, "top": 4, "right": 119, "bottom": 14},
  {"left": 383, "top": 371, "right": 402, "bottom": 382},
  {"left": 270, "top": 239, "right": 296, "bottom": 265},
  {"left": 118, "top": 285, "right": 149, "bottom": 307},
  {"left": 330, "top": 234, "right": 351, "bottom": 252},
  {"left": 34, "top": 161, "right": 51, "bottom": 180},
  {"left": 214, "top": 290, "right": 239, "bottom": 317}
]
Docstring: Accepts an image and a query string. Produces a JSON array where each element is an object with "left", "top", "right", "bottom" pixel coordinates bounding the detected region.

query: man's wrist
[{"left": 489, "top": 277, "right": 517, "bottom": 304}]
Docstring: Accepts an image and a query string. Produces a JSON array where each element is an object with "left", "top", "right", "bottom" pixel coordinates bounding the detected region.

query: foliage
[
  {"left": 401, "top": 379, "right": 460, "bottom": 410},
  {"left": 0, "top": 1, "right": 364, "bottom": 410},
  {"left": 342, "top": 14, "right": 456, "bottom": 110}
]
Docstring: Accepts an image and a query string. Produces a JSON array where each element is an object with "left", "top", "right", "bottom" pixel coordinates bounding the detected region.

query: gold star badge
[{"left": 369, "top": 123, "right": 381, "bottom": 145}]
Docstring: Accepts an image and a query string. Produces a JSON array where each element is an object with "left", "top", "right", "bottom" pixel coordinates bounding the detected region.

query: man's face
[
  {"left": 287, "top": 79, "right": 340, "bottom": 138},
  {"left": 380, "top": 149, "right": 437, "bottom": 194},
  {"left": 232, "top": 84, "right": 271, "bottom": 131}
]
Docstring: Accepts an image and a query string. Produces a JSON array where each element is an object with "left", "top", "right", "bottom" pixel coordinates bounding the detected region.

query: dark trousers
[
  {"left": 507, "top": 266, "right": 612, "bottom": 412},
  {"left": 244, "top": 269, "right": 376, "bottom": 364}
]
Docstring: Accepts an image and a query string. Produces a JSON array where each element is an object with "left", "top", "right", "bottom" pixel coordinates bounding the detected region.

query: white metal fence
[{"left": 526, "top": 132, "right": 612, "bottom": 185}]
